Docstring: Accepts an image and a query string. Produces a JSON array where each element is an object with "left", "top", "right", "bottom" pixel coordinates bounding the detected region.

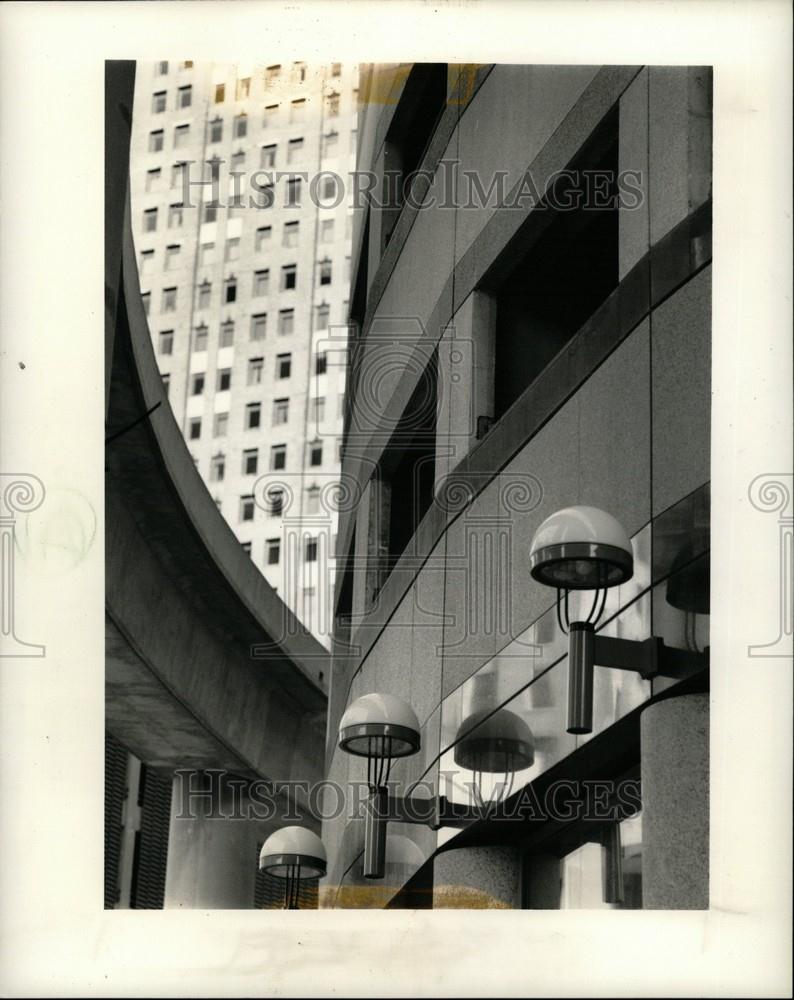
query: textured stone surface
[
  {"left": 651, "top": 265, "right": 711, "bottom": 515},
  {"left": 433, "top": 844, "right": 521, "bottom": 908},
  {"left": 641, "top": 692, "right": 709, "bottom": 908},
  {"left": 619, "top": 69, "right": 650, "bottom": 279}
]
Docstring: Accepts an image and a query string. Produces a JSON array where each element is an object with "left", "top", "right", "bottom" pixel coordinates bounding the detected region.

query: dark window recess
[
  {"left": 491, "top": 108, "right": 620, "bottom": 420},
  {"left": 381, "top": 63, "right": 447, "bottom": 251},
  {"left": 378, "top": 351, "right": 438, "bottom": 582},
  {"left": 129, "top": 766, "right": 173, "bottom": 909}
]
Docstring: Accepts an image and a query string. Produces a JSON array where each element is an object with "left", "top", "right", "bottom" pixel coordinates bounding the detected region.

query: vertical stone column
[
  {"left": 640, "top": 692, "right": 709, "bottom": 908},
  {"left": 432, "top": 844, "right": 521, "bottom": 909},
  {"left": 164, "top": 771, "right": 276, "bottom": 909}
]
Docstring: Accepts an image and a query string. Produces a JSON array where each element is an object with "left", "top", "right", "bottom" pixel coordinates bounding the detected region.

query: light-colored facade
[
  {"left": 323, "top": 64, "right": 712, "bottom": 908},
  {"left": 129, "top": 60, "right": 358, "bottom": 646}
]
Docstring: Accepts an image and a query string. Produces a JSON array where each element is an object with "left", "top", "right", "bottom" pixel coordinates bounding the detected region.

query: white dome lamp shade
[
  {"left": 453, "top": 708, "right": 535, "bottom": 803},
  {"left": 338, "top": 693, "right": 421, "bottom": 880},
  {"left": 529, "top": 505, "right": 634, "bottom": 591},
  {"left": 259, "top": 826, "right": 327, "bottom": 909},
  {"left": 529, "top": 506, "right": 634, "bottom": 736}
]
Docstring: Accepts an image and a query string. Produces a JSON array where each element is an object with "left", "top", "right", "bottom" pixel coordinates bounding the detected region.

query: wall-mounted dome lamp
[
  {"left": 530, "top": 505, "right": 702, "bottom": 735},
  {"left": 259, "top": 826, "right": 327, "bottom": 910},
  {"left": 338, "top": 693, "right": 421, "bottom": 880},
  {"left": 454, "top": 708, "right": 535, "bottom": 805}
]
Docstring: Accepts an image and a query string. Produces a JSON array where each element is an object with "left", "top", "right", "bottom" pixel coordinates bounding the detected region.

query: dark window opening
[
  {"left": 491, "top": 108, "right": 620, "bottom": 421},
  {"left": 381, "top": 63, "right": 447, "bottom": 251},
  {"left": 378, "top": 351, "right": 438, "bottom": 582}
]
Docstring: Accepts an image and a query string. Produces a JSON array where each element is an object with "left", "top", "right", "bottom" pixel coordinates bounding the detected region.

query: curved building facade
[{"left": 323, "top": 63, "right": 712, "bottom": 909}]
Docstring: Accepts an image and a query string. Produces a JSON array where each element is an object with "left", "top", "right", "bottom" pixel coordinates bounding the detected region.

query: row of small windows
[
  {"left": 207, "top": 437, "right": 330, "bottom": 486},
  {"left": 188, "top": 352, "right": 297, "bottom": 393},
  {"left": 148, "top": 126, "right": 355, "bottom": 160},
  {"left": 185, "top": 400, "right": 335, "bottom": 438},
  {"left": 156, "top": 61, "right": 193, "bottom": 75},
  {"left": 141, "top": 175, "right": 344, "bottom": 217},
  {"left": 165, "top": 369, "right": 334, "bottom": 421},
  {"left": 142, "top": 270, "right": 336, "bottom": 316},
  {"left": 151, "top": 85, "right": 192, "bottom": 113},
  {"left": 238, "top": 489, "right": 332, "bottom": 525}
]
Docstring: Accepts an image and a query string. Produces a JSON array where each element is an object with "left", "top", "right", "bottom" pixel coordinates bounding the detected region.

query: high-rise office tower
[{"left": 129, "top": 60, "right": 358, "bottom": 646}]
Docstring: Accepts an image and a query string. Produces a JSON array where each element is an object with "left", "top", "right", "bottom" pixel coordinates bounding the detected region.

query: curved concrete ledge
[{"left": 105, "top": 64, "right": 328, "bottom": 800}]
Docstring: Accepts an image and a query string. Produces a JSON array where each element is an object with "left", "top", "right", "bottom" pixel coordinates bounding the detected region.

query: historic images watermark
[
  {"left": 178, "top": 158, "right": 645, "bottom": 215},
  {"left": 747, "top": 473, "right": 793, "bottom": 657},
  {"left": 0, "top": 473, "right": 46, "bottom": 657},
  {"left": 172, "top": 768, "right": 641, "bottom": 826}
]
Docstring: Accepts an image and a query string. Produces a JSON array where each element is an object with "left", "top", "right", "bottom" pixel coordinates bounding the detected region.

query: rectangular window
[
  {"left": 162, "top": 287, "right": 177, "bottom": 311},
  {"left": 305, "top": 538, "right": 318, "bottom": 562},
  {"left": 223, "top": 237, "right": 239, "bottom": 262},
  {"left": 493, "top": 109, "right": 619, "bottom": 420},
  {"left": 217, "top": 368, "right": 232, "bottom": 392},
  {"left": 240, "top": 541, "right": 251, "bottom": 555},
  {"left": 322, "top": 131, "right": 338, "bottom": 158},
  {"left": 250, "top": 313, "right": 267, "bottom": 341},
  {"left": 266, "top": 538, "right": 281, "bottom": 565},
  {"left": 215, "top": 82, "right": 225, "bottom": 103},
  {"left": 234, "top": 113, "right": 248, "bottom": 138},
  {"left": 315, "top": 303, "right": 330, "bottom": 330},
  {"left": 286, "top": 177, "right": 301, "bottom": 207},
  {"left": 174, "top": 124, "right": 190, "bottom": 148},
  {"left": 142, "top": 292, "right": 151, "bottom": 315},
  {"left": 199, "top": 241, "right": 214, "bottom": 265},
  {"left": 272, "top": 398, "right": 289, "bottom": 425},
  {"left": 197, "top": 281, "right": 211, "bottom": 308},
  {"left": 267, "top": 488, "right": 284, "bottom": 517},
  {"left": 152, "top": 91, "right": 166, "bottom": 113},
  {"left": 210, "top": 454, "right": 225, "bottom": 482},
  {"left": 270, "top": 444, "right": 286, "bottom": 470},
  {"left": 331, "top": 62, "right": 342, "bottom": 77},
  {"left": 157, "top": 61, "right": 169, "bottom": 75},
  {"left": 306, "top": 487, "right": 320, "bottom": 514},
  {"left": 236, "top": 77, "right": 250, "bottom": 100},
  {"left": 209, "top": 118, "right": 223, "bottom": 143},
  {"left": 263, "top": 103, "right": 279, "bottom": 126},
  {"left": 170, "top": 163, "right": 184, "bottom": 188},
  {"left": 203, "top": 202, "right": 218, "bottom": 224},
  {"left": 309, "top": 440, "right": 323, "bottom": 467},
  {"left": 149, "top": 130, "right": 164, "bottom": 152},
  {"left": 310, "top": 396, "right": 325, "bottom": 423},
  {"left": 213, "top": 412, "right": 229, "bottom": 437},
  {"left": 243, "top": 448, "right": 259, "bottom": 475},
  {"left": 139, "top": 249, "right": 154, "bottom": 276},
  {"left": 240, "top": 495, "right": 255, "bottom": 522},
  {"left": 145, "top": 168, "right": 161, "bottom": 192},
  {"left": 178, "top": 85, "right": 192, "bottom": 108},
  {"left": 289, "top": 99, "right": 306, "bottom": 122},
  {"left": 276, "top": 353, "right": 292, "bottom": 379},
  {"left": 283, "top": 221, "right": 300, "bottom": 248},
  {"left": 287, "top": 137, "right": 304, "bottom": 164},
  {"left": 266, "top": 64, "right": 281, "bottom": 84},
  {"left": 193, "top": 325, "right": 208, "bottom": 351},
  {"left": 246, "top": 402, "right": 261, "bottom": 429},
  {"left": 191, "top": 372, "right": 205, "bottom": 396},
  {"left": 247, "top": 357, "right": 263, "bottom": 384},
  {"left": 326, "top": 92, "right": 340, "bottom": 117},
  {"left": 281, "top": 265, "right": 297, "bottom": 291},
  {"left": 168, "top": 203, "right": 183, "bottom": 228},
  {"left": 260, "top": 144, "right": 277, "bottom": 169},
  {"left": 189, "top": 418, "right": 201, "bottom": 440},
  {"left": 278, "top": 309, "right": 294, "bottom": 336},
  {"left": 231, "top": 150, "right": 245, "bottom": 172},
  {"left": 162, "top": 374, "right": 170, "bottom": 397},
  {"left": 159, "top": 330, "right": 174, "bottom": 355},
  {"left": 253, "top": 269, "right": 269, "bottom": 296},
  {"left": 143, "top": 208, "right": 158, "bottom": 232},
  {"left": 320, "top": 218, "right": 334, "bottom": 243},
  {"left": 255, "top": 226, "right": 272, "bottom": 250},
  {"left": 315, "top": 351, "right": 327, "bottom": 375},
  {"left": 319, "top": 259, "right": 332, "bottom": 285},
  {"left": 165, "top": 244, "right": 181, "bottom": 270},
  {"left": 219, "top": 320, "right": 234, "bottom": 348},
  {"left": 224, "top": 278, "right": 237, "bottom": 303}
]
